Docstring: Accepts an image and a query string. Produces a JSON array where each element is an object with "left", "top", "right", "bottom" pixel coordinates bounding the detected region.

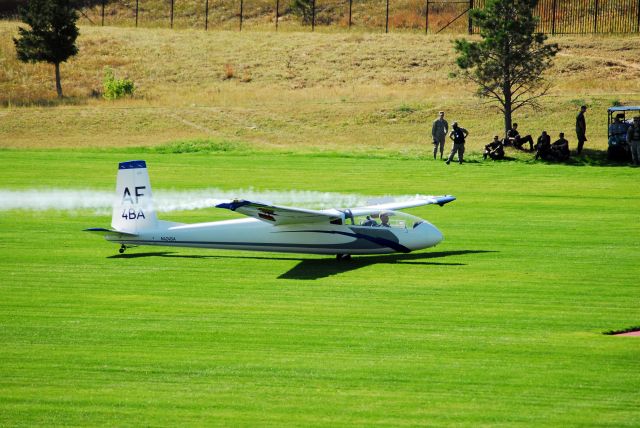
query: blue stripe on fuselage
[{"left": 278, "top": 229, "right": 411, "bottom": 253}]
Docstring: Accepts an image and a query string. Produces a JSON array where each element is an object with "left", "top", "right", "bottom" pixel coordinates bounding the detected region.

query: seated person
[
  {"left": 379, "top": 213, "right": 391, "bottom": 227},
  {"left": 551, "top": 132, "right": 570, "bottom": 161},
  {"left": 483, "top": 136, "right": 505, "bottom": 160},
  {"left": 361, "top": 215, "right": 377, "bottom": 227},
  {"left": 608, "top": 114, "right": 630, "bottom": 145},
  {"left": 505, "top": 123, "right": 534, "bottom": 151},
  {"left": 534, "top": 130, "right": 552, "bottom": 160}
]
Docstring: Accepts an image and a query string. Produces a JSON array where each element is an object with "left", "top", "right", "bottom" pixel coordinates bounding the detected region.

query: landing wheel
[
  {"left": 119, "top": 244, "right": 126, "bottom": 254},
  {"left": 336, "top": 253, "right": 351, "bottom": 261}
]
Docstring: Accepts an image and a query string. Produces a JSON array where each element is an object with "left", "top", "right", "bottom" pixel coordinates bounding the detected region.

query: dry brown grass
[{"left": 1, "top": 21, "right": 639, "bottom": 153}]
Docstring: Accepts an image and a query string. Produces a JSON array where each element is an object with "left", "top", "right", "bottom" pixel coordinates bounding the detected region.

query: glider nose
[{"left": 418, "top": 221, "right": 443, "bottom": 248}]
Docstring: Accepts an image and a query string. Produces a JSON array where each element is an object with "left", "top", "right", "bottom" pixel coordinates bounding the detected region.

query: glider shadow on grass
[
  {"left": 278, "top": 250, "right": 495, "bottom": 279},
  {"left": 109, "top": 249, "right": 495, "bottom": 280}
]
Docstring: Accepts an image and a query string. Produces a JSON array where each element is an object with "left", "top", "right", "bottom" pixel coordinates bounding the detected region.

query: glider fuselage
[{"left": 102, "top": 216, "right": 444, "bottom": 255}]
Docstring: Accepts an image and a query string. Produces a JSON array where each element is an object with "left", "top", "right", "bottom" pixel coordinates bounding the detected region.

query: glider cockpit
[{"left": 343, "top": 210, "right": 425, "bottom": 230}]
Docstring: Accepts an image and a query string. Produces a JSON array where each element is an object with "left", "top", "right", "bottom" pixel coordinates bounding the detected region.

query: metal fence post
[
  {"left": 468, "top": 0, "right": 473, "bottom": 34},
  {"left": 170, "top": 0, "right": 174, "bottom": 28},
  {"left": 240, "top": 0, "right": 243, "bottom": 31},
  {"left": 637, "top": 0, "right": 640, "bottom": 33},
  {"left": 385, "top": 0, "right": 389, "bottom": 33},
  {"left": 276, "top": 0, "right": 279, "bottom": 31},
  {"left": 349, "top": 0, "right": 352, "bottom": 29},
  {"left": 593, "top": 0, "right": 599, "bottom": 33},
  {"left": 205, "top": 0, "right": 209, "bottom": 30},
  {"left": 425, "top": 0, "right": 429, "bottom": 34},
  {"left": 101, "top": 0, "right": 105, "bottom": 26},
  {"left": 135, "top": 0, "right": 139, "bottom": 27},
  {"left": 551, "top": 0, "right": 557, "bottom": 35},
  {"left": 312, "top": 0, "right": 315, "bottom": 31}
]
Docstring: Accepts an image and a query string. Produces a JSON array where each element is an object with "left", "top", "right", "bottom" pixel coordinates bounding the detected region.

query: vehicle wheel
[{"left": 119, "top": 245, "right": 126, "bottom": 254}]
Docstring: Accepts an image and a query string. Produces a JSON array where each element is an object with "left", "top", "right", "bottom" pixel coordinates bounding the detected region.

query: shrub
[
  {"left": 149, "top": 139, "right": 246, "bottom": 154},
  {"left": 223, "top": 63, "right": 235, "bottom": 79},
  {"left": 103, "top": 67, "right": 135, "bottom": 100}
]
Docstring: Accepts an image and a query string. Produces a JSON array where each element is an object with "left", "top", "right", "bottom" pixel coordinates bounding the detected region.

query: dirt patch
[
  {"left": 604, "top": 326, "right": 640, "bottom": 336},
  {"left": 615, "top": 331, "right": 640, "bottom": 337}
]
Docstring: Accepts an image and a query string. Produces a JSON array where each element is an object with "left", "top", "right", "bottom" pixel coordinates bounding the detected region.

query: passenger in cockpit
[{"left": 362, "top": 215, "right": 377, "bottom": 227}]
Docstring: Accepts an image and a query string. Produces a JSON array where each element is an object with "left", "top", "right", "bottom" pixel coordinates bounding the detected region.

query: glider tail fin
[{"left": 111, "top": 160, "right": 158, "bottom": 234}]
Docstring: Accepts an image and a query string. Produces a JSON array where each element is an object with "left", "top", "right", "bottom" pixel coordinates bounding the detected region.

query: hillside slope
[{"left": 1, "top": 22, "right": 639, "bottom": 151}]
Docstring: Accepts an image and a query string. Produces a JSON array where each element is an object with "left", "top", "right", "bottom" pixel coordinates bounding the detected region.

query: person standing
[
  {"left": 446, "top": 121, "right": 469, "bottom": 165},
  {"left": 627, "top": 116, "right": 640, "bottom": 166},
  {"left": 576, "top": 105, "right": 587, "bottom": 155},
  {"left": 431, "top": 111, "right": 449, "bottom": 160}
]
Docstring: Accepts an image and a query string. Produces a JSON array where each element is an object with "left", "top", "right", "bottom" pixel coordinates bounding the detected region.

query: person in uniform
[
  {"left": 551, "top": 132, "right": 570, "bottom": 161},
  {"left": 626, "top": 116, "right": 640, "bottom": 166},
  {"left": 609, "top": 114, "right": 629, "bottom": 144},
  {"left": 534, "top": 131, "right": 552, "bottom": 160},
  {"left": 505, "top": 123, "right": 534, "bottom": 151},
  {"left": 483, "top": 135, "right": 505, "bottom": 160},
  {"left": 446, "top": 121, "right": 469, "bottom": 165},
  {"left": 576, "top": 105, "right": 587, "bottom": 155},
  {"left": 431, "top": 111, "right": 449, "bottom": 160}
]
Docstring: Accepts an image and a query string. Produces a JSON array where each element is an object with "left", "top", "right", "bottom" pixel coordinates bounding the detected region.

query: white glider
[{"left": 85, "top": 161, "right": 455, "bottom": 259}]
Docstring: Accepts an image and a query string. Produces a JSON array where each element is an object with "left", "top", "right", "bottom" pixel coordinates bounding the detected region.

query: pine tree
[
  {"left": 454, "top": 0, "right": 559, "bottom": 134},
  {"left": 13, "top": 0, "right": 79, "bottom": 98},
  {"left": 290, "top": 0, "right": 314, "bottom": 25}
]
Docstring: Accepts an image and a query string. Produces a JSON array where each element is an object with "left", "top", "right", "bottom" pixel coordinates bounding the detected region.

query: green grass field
[
  {"left": 1, "top": 149, "right": 639, "bottom": 426},
  {"left": 2, "top": 15, "right": 640, "bottom": 425}
]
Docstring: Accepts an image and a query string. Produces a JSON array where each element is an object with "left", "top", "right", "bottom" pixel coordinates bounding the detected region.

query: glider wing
[
  {"left": 216, "top": 200, "right": 342, "bottom": 226},
  {"left": 350, "top": 195, "right": 455, "bottom": 216}
]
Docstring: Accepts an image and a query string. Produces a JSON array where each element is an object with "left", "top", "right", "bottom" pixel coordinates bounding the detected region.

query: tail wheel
[{"left": 336, "top": 254, "right": 352, "bottom": 261}]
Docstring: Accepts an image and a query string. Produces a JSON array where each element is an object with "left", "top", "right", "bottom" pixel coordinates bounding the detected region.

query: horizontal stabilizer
[{"left": 84, "top": 228, "right": 138, "bottom": 237}]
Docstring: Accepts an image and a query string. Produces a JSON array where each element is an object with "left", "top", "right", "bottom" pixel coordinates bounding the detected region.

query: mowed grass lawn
[{"left": 0, "top": 149, "right": 638, "bottom": 426}]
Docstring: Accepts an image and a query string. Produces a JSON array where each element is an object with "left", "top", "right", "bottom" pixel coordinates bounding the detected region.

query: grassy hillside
[
  {"left": 0, "top": 150, "right": 639, "bottom": 426},
  {"left": 1, "top": 21, "right": 639, "bottom": 153}
]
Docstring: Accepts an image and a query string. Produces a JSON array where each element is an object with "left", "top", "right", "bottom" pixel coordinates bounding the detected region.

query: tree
[
  {"left": 13, "top": 0, "right": 79, "bottom": 98},
  {"left": 453, "top": 0, "right": 559, "bottom": 134},
  {"left": 290, "top": 0, "right": 314, "bottom": 25}
]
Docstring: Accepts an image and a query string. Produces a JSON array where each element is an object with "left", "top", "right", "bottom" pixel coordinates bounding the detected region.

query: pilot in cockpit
[{"left": 379, "top": 213, "right": 391, "bottom": 227}]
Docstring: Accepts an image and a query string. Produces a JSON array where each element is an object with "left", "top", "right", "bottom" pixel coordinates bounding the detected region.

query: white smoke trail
[
  {"left": 0, "top": 188, "right": 414, "bottom": 213},
  {"left": 0, "top": 189, "right": 112, "bottom": 212}
]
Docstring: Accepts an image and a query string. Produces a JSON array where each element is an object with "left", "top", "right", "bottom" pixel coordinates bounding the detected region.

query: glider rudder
[{"left": 111, "top": 160, "right": 158, "bottom": 234}]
